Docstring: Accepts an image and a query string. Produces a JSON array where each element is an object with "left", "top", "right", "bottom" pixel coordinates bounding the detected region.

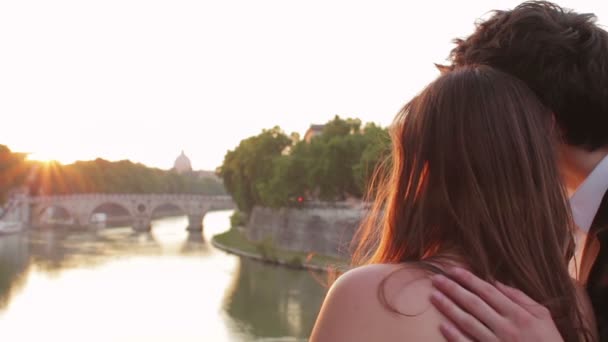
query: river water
[{"left": 0, "top": 210, "right": 328, "bottom": 341}]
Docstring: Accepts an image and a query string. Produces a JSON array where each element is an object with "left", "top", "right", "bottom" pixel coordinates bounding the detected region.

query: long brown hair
[{"left": 353, "top": 66, "right": 588, "bottom": 341}]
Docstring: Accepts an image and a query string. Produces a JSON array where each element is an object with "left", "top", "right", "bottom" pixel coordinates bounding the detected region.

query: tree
[
  {"left": 218, "top": 117, "right": 391, "bottom": 210},
  {"left": 23, "top": 155, "right": 226, "bottom": 196},
  {"left": 321, "top": 115, "right": 361, "bottom": 139},
  {"left": 0, "top": 145, "right": 29, "bottom": 203},
  {"left": 353, "top": 123, "right": 391, "bottom": 196},
  {"left": 219, "top": 127, "right": 293, "bottom": 212}
]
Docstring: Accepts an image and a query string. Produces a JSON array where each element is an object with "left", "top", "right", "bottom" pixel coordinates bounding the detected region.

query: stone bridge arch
[
  {"left": 25, "top": 194, "right": 235, "bottom": 233},
  {"left": 87, "top": 202, "right": 135, "bottom": 227},
  {"left": 33, "top": 204, "right": 75, "bottom": 227}
]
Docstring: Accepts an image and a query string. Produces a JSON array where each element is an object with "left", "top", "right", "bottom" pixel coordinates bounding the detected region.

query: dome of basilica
[{"left": 174, "top": 150, "right": 192, "bottom": 174}]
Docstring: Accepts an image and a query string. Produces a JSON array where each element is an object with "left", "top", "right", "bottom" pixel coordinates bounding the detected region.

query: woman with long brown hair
[{"left": 309, "top": 66, "right": 597, "bottom": 341}]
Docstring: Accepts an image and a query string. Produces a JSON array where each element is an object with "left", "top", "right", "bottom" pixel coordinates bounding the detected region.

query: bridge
[{"left": 5, "top": 193, "right": 235, "bottom": 232}]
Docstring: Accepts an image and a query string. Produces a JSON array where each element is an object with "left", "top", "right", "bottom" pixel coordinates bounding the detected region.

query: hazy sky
[{"left": 1, "top": 0, "right": 606, "bottom": 170}]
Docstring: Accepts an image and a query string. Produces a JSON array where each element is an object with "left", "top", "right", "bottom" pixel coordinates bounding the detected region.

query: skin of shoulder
[{"left": 309, "top": 263, "right": 447, "bottom": 342}]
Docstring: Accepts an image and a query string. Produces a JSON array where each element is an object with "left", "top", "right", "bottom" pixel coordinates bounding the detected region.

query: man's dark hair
[{"left": 448, "top": 1, "right": 608, "bottom": 150}]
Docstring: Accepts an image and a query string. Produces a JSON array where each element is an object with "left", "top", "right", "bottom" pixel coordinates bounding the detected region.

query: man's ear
[{"left": 434, "top": 63, "right": 453, "bottom": 74}]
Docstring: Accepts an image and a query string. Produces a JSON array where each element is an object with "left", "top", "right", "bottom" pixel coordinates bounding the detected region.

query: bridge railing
[{"left": 27, "top": 193, "right": 233, "bottom": 203}]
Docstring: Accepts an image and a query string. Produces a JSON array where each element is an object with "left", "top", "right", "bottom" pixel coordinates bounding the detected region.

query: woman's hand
[{"left": 429, "top": 267, "right": 564, "bottom": 342}]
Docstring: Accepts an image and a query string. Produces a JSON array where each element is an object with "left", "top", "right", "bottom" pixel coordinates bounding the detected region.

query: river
[{"left": 0, "top": 210, "right": 328, "bottom": 341}]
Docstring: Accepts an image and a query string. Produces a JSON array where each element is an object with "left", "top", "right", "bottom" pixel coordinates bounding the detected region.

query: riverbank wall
[
  {"left": 211, "top": 234, "right": 332, "bottom": 272},
  {"left": 245, "top": 203, "right": 368, "bottom": 259}
]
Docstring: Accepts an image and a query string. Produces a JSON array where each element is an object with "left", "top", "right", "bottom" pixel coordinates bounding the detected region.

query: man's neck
[{"left": 561, "top": 145, "right": 608, "bottom": 192}]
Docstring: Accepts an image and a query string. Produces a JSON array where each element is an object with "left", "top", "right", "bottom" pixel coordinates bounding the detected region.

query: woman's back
[{"left": 311, "top": 263, "right": 597, "bottom": 342}]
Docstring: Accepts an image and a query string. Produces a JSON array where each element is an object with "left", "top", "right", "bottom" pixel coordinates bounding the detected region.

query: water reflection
[
  {"left": 179, "top": 232, "right": 211, "bottom": 255},
  {"left": 28, "top": 228, "right": 163, "bottom": 273},
  {"left": 0, "top": 212, "right": 327, "bottom": 341},
  {"left": 0, "top": 234, "right": 29, "bottom": 310},
  {"left": 224, "top": 258, "right": 326, "bottom": 340}
]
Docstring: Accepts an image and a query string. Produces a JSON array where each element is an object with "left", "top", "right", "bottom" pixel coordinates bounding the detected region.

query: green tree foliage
[
  {"left": 0, "top": 145, "right": 29, "bottom": 204},
  {"left": 0, "top": 146, "right": 226, "bottom": 199},
  {"left": 219, "top": 126, "right": 292, "bottom": 212},
  {"left": 28, "top": 159, "right": 227, "bottom": 196},
  {"left": 321, "top": 116, "right": 361, "bottom": 138},
  {"left": 352, "top": 123, "right": 392, "bottom": 196},
  {"left": 219, "top": 116, "right": 390, "bottom": 213}
]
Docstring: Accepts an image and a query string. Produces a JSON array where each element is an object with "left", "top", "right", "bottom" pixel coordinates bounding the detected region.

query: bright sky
[{"left": 1, "top": 0, "right": 606, "bottom": 170}]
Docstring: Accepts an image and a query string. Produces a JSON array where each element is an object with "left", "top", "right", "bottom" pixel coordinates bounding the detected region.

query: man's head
[{"left": 447, "top": 1, "right": 608, "bottom": 186}]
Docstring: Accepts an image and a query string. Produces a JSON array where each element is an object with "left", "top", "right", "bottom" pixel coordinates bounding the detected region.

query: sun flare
[{"left": 27, "top": 153, "right": 59, "bottom": 164}]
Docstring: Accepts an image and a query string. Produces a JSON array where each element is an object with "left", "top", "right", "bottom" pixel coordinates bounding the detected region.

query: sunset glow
[{"left": 2, "top": 0, "right": 603, "bottom": 170}]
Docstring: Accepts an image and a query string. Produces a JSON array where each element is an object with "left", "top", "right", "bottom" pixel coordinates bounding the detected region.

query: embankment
[{"left": 246, "top": 203, "right": 366, "bottom": 258}]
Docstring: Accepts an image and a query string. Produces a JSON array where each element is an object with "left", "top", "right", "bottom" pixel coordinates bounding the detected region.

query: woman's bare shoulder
[{"left": 309, "top": 263, "right": 446, "bottom": 342}]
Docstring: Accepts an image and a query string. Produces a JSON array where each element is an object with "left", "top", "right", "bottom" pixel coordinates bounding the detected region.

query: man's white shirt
[{"left": 570, "top": 154, "right": 608, "bottom": 232}]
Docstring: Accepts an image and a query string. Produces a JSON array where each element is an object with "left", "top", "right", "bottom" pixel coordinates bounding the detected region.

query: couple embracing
[{"left": 311, "top": 1, "right": 608, "bottom": 341}]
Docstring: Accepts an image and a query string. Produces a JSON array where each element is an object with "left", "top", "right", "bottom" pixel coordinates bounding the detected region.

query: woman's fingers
[
  {"left": 432, "top": 268, "right": 563, "bottom": 342},
  {"left": 444, "top": 268, "right": 522, "bottom": 317},
  {"left": 431, "top": 274, "right": 506, "bottom": 333},
  {"left": 439, "top": 320, "right": 476, "bottom": 342},
  {"left": 496, "top": 281, "right": 552, "bottom": 319},
  {"left": 430, "top": 288, "right": 498, "bottom": 342}
]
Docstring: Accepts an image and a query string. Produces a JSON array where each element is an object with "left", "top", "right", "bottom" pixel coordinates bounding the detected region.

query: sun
[{"left": 26, "top": 152, "right": 61, "bottom": 164}]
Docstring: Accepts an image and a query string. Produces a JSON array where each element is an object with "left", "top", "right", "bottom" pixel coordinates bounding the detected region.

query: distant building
[
  {"left": 171, "top": 152, "right": 222, "bottom": 181},
  {"left": 303, "top": 124, "right": 325, "bottom": 143},
  {"left": 173, "top": 151, "right": 193, "bottom": 174}
]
